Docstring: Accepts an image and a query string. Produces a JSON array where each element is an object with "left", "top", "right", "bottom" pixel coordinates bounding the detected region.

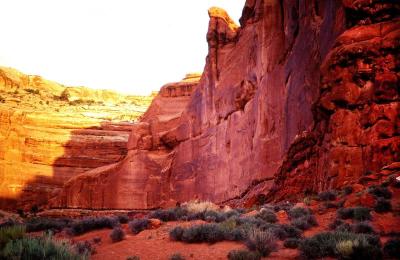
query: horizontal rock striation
[
  {"left": 0, "top": 67, "right": 152, "bottom": 210},
  {"left": 53, "top": 77, "right": 200, "bottom": 209}
]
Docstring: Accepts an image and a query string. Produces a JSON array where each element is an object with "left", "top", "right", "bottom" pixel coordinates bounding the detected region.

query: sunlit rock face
[
  {"left": 55, "top": 0, "right": 399, "bottom": 209},
  {"left": 167, "top": 1, "right": 346, "bottom": 204},
  {"left": 0, "top": 67, "right": 153, "bottom": 210}
]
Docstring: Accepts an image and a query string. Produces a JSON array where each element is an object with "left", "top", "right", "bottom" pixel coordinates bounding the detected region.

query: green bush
[
  {"left": 129, "top": 219, "right": 150, "bottom": 234},
  {"left": 383, "top": 239, "right": 400, "bottom": 259},
  {"left": 337, "top": 207, "right": 371, "bottom": 221},
  {"left": 0, "top": 225, "right": 26, "bottom": 250},
  {"left": 227, "top": 249, "right": 261, "bottom": 260},
  {"left": 299, "top": 231, "right": 381, "bottom": 259},
  {"left": 245, "top": 229, "right": 277, "bottom": 257},
  {"left": 2, "top": 233, "right": 84, "bottom": 259},
  {"left": 110, "top": 227, "right": 125, "bottom": 242}
]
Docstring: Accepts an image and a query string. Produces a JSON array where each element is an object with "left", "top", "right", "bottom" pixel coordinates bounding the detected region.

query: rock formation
[
  {"left": 51, "top": 1, "right": 400, "bottom": 209},
  {"left": 53, "top": 74, "right": 200, "bottom": 209},
  {"left": 0, "top": 67, "right": 153, "bottom": 210}
]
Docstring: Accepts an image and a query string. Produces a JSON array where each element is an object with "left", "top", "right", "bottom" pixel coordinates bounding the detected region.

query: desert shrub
[
  {"left": 280, "top": 224, "right": 303, "bottom": 239},
  {"left": 227, "top": 249, "right": 261, "bottom": 260},
  {"left": 299, "top": 231, "right": 381, "bottom": 259},
  {"left": 383, "top": 239, "right": 400, "bottom": 259},
  {"left": 291, "top": 215, "right": 318, "bottom": 230},
  {"left": 74, "top": 240, "right": 94, "bottom": 256},
  {"left": 31, "top": 205, "right": 39, "bottom": 214},
  {"left": 323, "top": 201, "right": 339, "bottom": 209},
  {"left": 0, "top": 225, "right": 26, "bottom": 250},
  {"left": 116, "top": 214, "right": 129, "bottom": 224},
  {"left": 92, "top": 237, "right": 101, "bottom": 244},
  {"left": 180, "top": 223, "right": 226, "bottom": 244},
  {"left": 342, "top": 186, "right": 354, "bottom": 195},
  {"left": 352, "top": 222, "right": 376, "bottom": 234},
  {"left": 182, "top": 201, "right": 219, "bottom": 214},
  {"left": 374, "top": 197, "right": 392, "bottom": 213},
  {"left": 110, "top": 227, "right": 125, "bottom": 242},
  {"left": 69, "top": 216, "right": 118, "bottom": 236},
  {"left": 24, "top": 88, "right": 40, "bottom": 95},
  {"left": 0, "top": 95, "right": 5, "bottom": 103},
  {"left": 263, "top": 224, "right": 287, "bottom": 240},
  {"left": 245, "top": 228, "right": 277, "bottom": 257},
  {"left": 255, "top": 209, "right": 277, "bottom": 223},
  {"left": 368, "top": 185, "right": 392, "bottom": 199},
  {"left": 318, "top": 190, "right": 337, "bottom": 201},
  {"left": 129, "top": 219, "right": 150, "bottom": 234},
  {"left": 2, "top": 233, "right": 83, "bottom": 259},
  {"left": 326, "top": 221, "right": 349, "bottom": 233},
  {"left": 329, "top": 219, "right": 352, "bottom": 232},
  {"left": 169, "top": 226, "right": 185, "bottom": 241},
  {"left": 126, "top": 256, "right": 140, "bottom": 260},
  {"left": 149, "top": 207, "right": 188, "bottom": 221},
  {"left": 219, "top": 219, "right": 245, "bottom": 241},
  {"left": 284, "top": 238, "right": 301, "bottom": 249},
  {"left": 26, "top": 217, "right": 71, "bottom": 232},
  {"left": 288, "top": 207, "right": 312, "bottom": 219},
  {"left": 169, "top": 253, "right": 185, "bottom": 260},
  {"left": 337, "top": 207, "right": 371, "bottom": 221},
  {"left": 273, "top": 201, "right": 294, "bottom": 212},
  {"left": 235, "top": 217, "right": 265, "bottom": 229}
]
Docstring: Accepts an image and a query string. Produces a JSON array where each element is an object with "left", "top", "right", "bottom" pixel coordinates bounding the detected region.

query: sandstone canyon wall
[
  {"left": 55, "top": 0, "right": 399, "bottom": 210},
  {"left": 0, "top": 67, "right": 153, "bottom": 210},
  {"left": 54, "top": 76, "right": 200, "bottom": 209}
]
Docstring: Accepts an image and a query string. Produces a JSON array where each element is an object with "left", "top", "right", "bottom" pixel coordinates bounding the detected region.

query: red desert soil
[{"left": 70, "top": 221, "right": 298, "bottom": 260}]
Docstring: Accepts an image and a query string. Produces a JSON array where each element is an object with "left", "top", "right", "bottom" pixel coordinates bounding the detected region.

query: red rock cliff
[
  {"left": 55, "top": 0, "right": 399, "bottom": 209},
  {"left": 0, "top": 67, "right": 153, "bottom": 210}
]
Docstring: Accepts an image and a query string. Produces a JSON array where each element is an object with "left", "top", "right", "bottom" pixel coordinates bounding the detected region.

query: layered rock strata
[
  {"left": 0, "top": 67, "right": 153, "bottom": 210},
  {"left": 54, "top": 76, "right": 200, "bottom": 209}
]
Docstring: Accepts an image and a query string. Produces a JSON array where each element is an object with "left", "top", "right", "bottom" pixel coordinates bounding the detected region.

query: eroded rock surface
[
  {"left": 241, "top": 0, "right": 400, "bottom": 204},
  {"left": 0, "top": 67, "right": 153, "bottom": 210},
  {"left": 55, "top": 0, "right": 398, "bottom": 209},
  {"left": 54, "top": 75, "right": 200, "bottom": 209}
]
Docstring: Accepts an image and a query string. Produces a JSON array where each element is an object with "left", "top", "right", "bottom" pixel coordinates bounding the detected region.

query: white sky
[{"left": 0, "top": 1, "right": 244, "bottom": 95}]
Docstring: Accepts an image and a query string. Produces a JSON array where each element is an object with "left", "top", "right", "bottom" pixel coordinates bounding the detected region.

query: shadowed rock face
[
  {"left": 53, "top": 76, "right": 200, "bottom": 209},
  {"left": 0, "top": 67, "right": 153, "bottom": 210},
  {"left": 55, "top": 0, "right": 399, "bottom": 209}
]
